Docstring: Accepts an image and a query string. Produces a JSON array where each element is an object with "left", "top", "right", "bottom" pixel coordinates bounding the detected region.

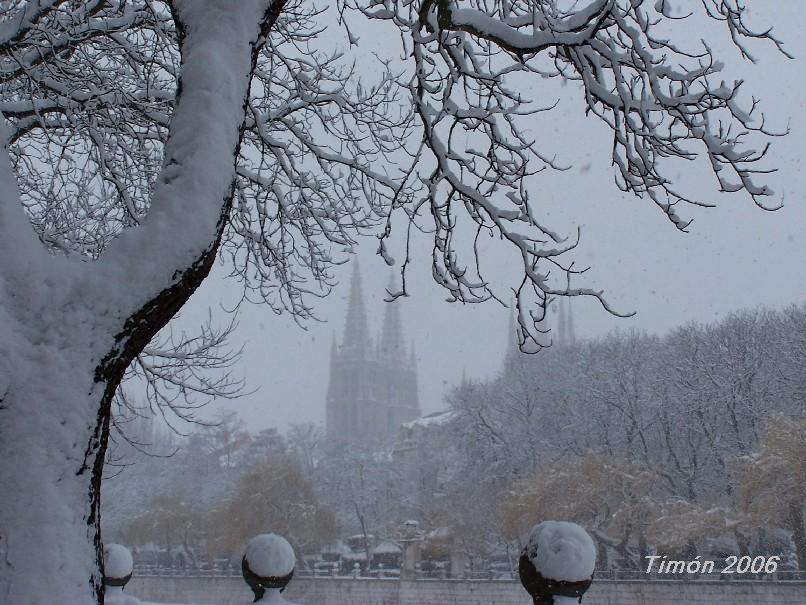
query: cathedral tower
[
  {"left": 503, "top": 297, "right": 578, "bottom": 372},
  {"left": 326, "top": 267, "right": 420, "bottom": 446}
]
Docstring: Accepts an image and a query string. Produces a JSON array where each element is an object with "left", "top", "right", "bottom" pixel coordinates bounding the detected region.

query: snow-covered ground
[{"left": 142, "top": 602, "right": 206, "bottom": 605}]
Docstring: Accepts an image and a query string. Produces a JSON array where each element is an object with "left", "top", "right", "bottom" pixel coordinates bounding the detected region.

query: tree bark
[{"left": 0, "top": 1, "right": 284, "bottom": 602}]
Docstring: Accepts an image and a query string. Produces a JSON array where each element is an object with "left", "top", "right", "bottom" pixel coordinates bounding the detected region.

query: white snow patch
[
  {"left": 104, "top": 543, "right": 134, "bottom": 580},
  {"left": 106, "top": 586, "right": 141, "bottom": 605},
  {"left": 141, "top": 602, "right": 205, "bottom": 605},
  {"left": 245, "top": 534, "right": 296, "bottom": 578},
  {"left": 257, "top": 589, "right": 298, "bottom": 604},
  {"left": 552, "top": 597, "right": 581, "bottom": 605},
  {"left": 525, "top": 521, "right": 595, "bottom": 582},
  {"left": 373, "top": 540, "right": 402, "bottom": 554},
  {"left": 401, "top": 409, "right": 455, "bottom": 430}
]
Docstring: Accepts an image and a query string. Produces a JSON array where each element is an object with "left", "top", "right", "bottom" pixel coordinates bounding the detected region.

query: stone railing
[
  {"left": 129, "top": 573, "right": 806, "bottom": 605},
  {"left": 133, "top": 565, "right": 806, "bottom": 583}
]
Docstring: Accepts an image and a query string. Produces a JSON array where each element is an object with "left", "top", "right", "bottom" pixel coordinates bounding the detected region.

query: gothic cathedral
[{"left": 325, "top": 266, "right": 420, "bottom": 446}]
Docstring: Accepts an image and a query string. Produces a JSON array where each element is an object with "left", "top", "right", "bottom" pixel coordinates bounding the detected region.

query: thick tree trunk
[
  {"left": 0, "top": 355, "right": 109, "bottom": 603},
  {"left": 0, "top": 1, "right": 284, "bottom": 602},
  {"left": 0, "top": 202, "right": 227, "bottom": 605},
  {"left": 0, "top": 209, "right": 228, "bottom": 604}
]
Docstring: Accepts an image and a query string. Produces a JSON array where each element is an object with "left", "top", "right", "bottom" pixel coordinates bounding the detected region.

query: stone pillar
[
  {"left": 450, "top": 550, "right": 468, "bottom": 578},
  {"left": 400, "top": 520, "right": 422, "bottom": 581},
  {"left": 401, "top": 541, "right": 420, "bottom": 581}
]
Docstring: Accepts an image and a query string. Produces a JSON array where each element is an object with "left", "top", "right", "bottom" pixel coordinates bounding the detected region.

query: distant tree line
[
  {"left": 103, "top": 413, "right": 337, "bottom": 568},
  {"left": 103, "top": 305, "right": 805, "bottom": 572},
  {"left": 440, "top": 305, "right": 806, "bottom": 570}
]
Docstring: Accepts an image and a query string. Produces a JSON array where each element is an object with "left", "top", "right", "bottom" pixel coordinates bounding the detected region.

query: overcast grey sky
[{"left": 170, "top": 1, "right": 806, "bottom": 433}]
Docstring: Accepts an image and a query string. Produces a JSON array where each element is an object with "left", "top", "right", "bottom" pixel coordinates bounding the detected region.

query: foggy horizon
[{"left": 154, "top": 0, "right": 806, "bottom": 435}]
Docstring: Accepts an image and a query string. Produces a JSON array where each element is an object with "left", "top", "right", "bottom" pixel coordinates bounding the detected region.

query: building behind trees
[{"left": 325, "top": 267, "right": 420, "bottom": 446}]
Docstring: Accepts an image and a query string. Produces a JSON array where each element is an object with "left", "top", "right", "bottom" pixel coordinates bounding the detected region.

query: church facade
[{"left": 325, "top": 266, "right": 420, "bottom": 446}]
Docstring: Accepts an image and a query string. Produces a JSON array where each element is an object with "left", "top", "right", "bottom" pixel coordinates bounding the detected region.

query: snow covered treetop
[
  {"left": 103, "top": 543, "right": 133, "bottom": 585},
  {"left": 525, "top": 521, "right": 596, "bottom": 582}
]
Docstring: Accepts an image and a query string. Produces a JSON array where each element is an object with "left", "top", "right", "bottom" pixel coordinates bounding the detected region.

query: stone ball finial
[
  {"left": 518, "top": 521, "right": 596, "bottom": 605},
  {"left": 242, "top": 534, "right": 296, "bottom": 600},
  {"left": 103, "top": 543, "right": 134, "bottom": 588}
]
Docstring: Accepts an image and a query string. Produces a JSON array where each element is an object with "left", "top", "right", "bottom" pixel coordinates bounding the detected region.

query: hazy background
[{"left": 166, "top": 1, "right": 806, "bottom": 433}]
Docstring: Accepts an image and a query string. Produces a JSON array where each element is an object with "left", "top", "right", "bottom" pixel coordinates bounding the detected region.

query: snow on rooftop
[
  {"left": 321, "top": 540, "right": 351, "bottom": 555},
  {"left": 373, "top": 540, "right": 402, "bottom": 554},
  {"left": 401, "top": 409, "right": 455, "bottom": 430},
  {"left": 425, "top": 526, "right": 451, "bottom": 540},
  {"left": 524, "top": 521, "right": 596, "bottom": 582}
]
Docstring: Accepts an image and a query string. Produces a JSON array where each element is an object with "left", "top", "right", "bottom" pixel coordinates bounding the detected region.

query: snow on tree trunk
[
  {"left": 0, "top": 1, "right": 280, "bottom": 602},
  {"left": 0, "top": 361, "right": 108, "bottom": 603}
]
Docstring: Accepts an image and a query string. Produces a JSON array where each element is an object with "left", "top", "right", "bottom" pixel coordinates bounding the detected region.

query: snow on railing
[{"left": 132, "top": 565, "right": 806, "bottom": 583}]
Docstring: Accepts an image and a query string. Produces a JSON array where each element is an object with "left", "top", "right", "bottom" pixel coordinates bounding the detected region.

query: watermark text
[{"left": 645, "top": 555, "right": 780, "bottom": 575}]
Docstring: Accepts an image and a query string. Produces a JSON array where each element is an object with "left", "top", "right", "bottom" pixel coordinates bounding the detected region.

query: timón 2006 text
[{"left": 644, "top": 555, "right": 780, "bottom": 574}]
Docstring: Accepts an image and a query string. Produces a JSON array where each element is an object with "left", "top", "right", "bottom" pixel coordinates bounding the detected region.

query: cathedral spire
[
  {"left": 380, "top": 274, "right": 405, "bottom": 363},
  {"left": 329, "top": 331, "right": 338, "bottom": 367},
  {"left": 507, "top": 305, "right": 518, "bottom": 352},
  {"left": 327, "top": 266, "right": 421, "bottom": 445},
  {"left": 503, "top": 304, "right": 521, "bottom": 373},
  {"left": 557, "top": 296, "right": 568, "bottom": 346},
  {"left": 341, "top": 262, "right": 371, "bottom": 358},
  {"left": 566, "top": 298, "right": 576, "bottom": 345}
]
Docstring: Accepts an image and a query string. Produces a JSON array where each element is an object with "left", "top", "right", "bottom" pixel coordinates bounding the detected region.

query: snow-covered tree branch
[{"left": 346, "top": 0, "right": 786, "bottom": 347}]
